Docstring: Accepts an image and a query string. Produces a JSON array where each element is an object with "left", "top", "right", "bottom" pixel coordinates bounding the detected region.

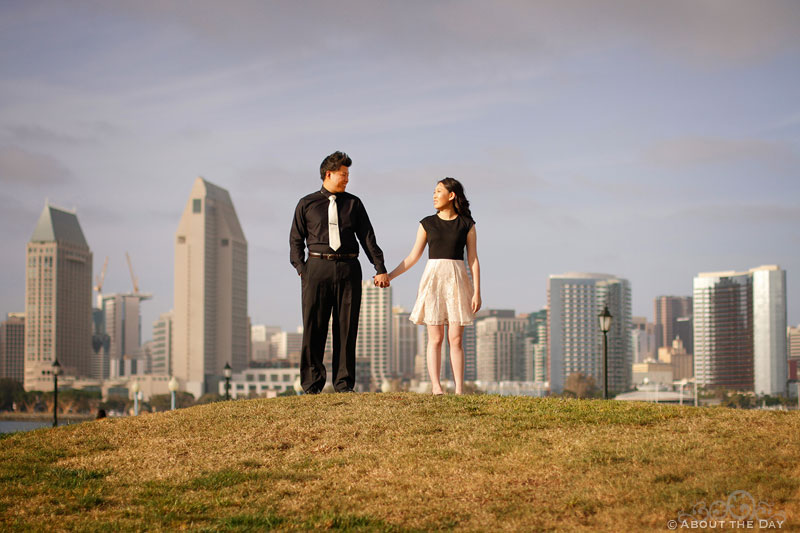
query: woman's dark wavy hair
[{"left": 438, "top": 177, "right": 473, "bottom": 222}]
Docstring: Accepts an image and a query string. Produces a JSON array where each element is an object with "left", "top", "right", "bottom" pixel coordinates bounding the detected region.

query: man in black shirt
[{"left": 290, "top": 151, "right": 389, "bottom": 393}]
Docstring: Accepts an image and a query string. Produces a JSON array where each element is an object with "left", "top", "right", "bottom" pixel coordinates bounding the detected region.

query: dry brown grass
[{"left": 1, "top": 394, "right": 799, "bottom": 532}]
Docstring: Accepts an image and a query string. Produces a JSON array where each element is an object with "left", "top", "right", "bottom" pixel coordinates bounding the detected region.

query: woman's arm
[
  {"left": 466, "top": 225, "right": 481, "bottom": 313},
  {"left": 388, "top": 224, "right": 427, "bottom": 281}
]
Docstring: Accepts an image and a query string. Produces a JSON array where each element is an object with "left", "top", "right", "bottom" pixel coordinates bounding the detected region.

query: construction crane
[
  {"left": 94, "top": 256, "right": 109, "bottom": 293},
  {"left": 94, "top": 256, "right": 109, "bottom": 308},
  {"left": 126, "top": 252, "right": 153, "bottom": 301}
]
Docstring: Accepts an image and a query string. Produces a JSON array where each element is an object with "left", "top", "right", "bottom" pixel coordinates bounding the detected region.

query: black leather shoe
[
  {"left": 337, "top": 388, "right": 356, "bottom": 393},
  {"left": 304, "top": 386, "right": 322, "bottom": 395}
]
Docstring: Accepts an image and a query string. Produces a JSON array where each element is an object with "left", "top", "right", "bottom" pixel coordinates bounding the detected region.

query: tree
[
  {"left": 0, "top": 379, "right": 25, "bottom": 411},
  {"left": 149, "top": 391, "right": 195, "bottom": 412},
  {"left": 100, "top": 395, "right": 129, "bottom": 415},
  {"left": 58, "top": 389, "right": 102, "bottom": 414},
  {"left": 563, "top": 372, "right": 598, "bottom": 399},
  {"left": 196, "top": 393, "right": 223, "bottom": 405}
]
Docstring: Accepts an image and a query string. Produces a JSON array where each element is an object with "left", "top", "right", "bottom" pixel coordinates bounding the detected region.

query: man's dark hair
[{"left": 320, "top": 151, "right": 352, "bottom": 181}]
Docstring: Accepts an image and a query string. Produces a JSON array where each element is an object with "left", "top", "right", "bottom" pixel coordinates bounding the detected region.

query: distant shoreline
[{"left": 0, "top": 412, "right": 94, "bottom": 422}]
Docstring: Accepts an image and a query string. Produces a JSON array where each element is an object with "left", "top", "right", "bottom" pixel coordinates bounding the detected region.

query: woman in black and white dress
[{"left": 387, "top": 178, "right": 481, "bottom": 395}]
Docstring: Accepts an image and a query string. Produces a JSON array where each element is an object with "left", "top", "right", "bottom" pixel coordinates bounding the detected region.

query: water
[{"left": 0, "top": 420, "right": 81, "bottom": 434}]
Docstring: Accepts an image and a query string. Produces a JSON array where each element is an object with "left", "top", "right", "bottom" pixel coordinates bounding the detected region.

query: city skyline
[{"left": 1, "top": 2, "right": 799, "bottom": 335}]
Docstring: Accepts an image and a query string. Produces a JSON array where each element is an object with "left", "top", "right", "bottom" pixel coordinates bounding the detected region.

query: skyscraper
[
  {"left": 173, "top": 178, "right": 248, "bottom": 397},
  {"left": 475, "top": 312, "right": 527, "bottom": 382},
  {"left": 102, "top": 293, "right": 147, "bottom": 378},
  {"left": 391, "top": 306, "right": 417, "bottom": 379},
  {"left": 631, "top": 317, "right": 657, "bottom": 363},
  {"left": 0, "top": 313, "right": 25, "bottom": 382},
  {"left": 693, "top": 265, "right": 787, "bottom": 395},
  {"left": 547, "top": 273, "right": 632, "bottom": 395},
  {"left": 151, "top": 311, "right": 173, "bottom": 376},
  {"left": 788, "top": 325, "right": 800, "bottom": 381},
  {"left": 251, "top": 325, "right": 281, "bottom": 363},
  {"left": 24, "top": 204, "right": 93, "bottom": 390},
  {"left": 357, "top": 281, "right": 392, "bottom": 385},
  {"left": 525, "top": 309, "right": 548, "bottom": 383},
  {"left": 654, "top": 296, "right": 693, "bottom": 351}
]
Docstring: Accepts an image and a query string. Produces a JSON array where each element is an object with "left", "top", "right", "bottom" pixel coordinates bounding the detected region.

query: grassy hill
[{"left": 1, "top": 394, "right": 798, "bottom": 532}]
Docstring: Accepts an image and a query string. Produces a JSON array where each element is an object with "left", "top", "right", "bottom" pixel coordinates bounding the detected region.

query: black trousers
[{"left": 300, "top": 257, "right": 362, "bottom": 392}]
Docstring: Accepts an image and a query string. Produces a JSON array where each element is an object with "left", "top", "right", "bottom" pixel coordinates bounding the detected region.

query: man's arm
[
  {"left": 354, "top": 198, "right": 387, "bottom": 275},
  {"left": 289, "top": 199, "right": 307, "bottom": 275}
]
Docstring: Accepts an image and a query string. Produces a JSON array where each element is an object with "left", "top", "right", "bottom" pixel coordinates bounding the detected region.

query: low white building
[{"left": 218, "top": 367, "right": 301, "bottom": 398}]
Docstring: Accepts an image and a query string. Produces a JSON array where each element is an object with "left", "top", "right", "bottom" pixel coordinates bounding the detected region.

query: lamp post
[
  {"left": 598, "top": 305, "right": 613, "bottom": 400},
  {"left": 52, "top": 360, "right": 62, "bottom": 428},
  {"left": 224, "top": 362, "right": 232, "bottom": 401},
  {"left": 168, "top": 376, "right": 179, "bottom": 411},
  {"left": 132, "top": 381, "right": 140, "bottom": 416}
]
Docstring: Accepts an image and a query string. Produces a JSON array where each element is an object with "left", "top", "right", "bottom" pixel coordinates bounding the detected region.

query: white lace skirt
[{"left": 409, "top": 259, "right": 475, "bottom": 326}]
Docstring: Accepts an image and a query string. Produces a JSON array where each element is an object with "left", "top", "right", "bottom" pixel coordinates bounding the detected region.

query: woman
[{"left": 387, "top": 178, "right": 481, "bottom": 395}]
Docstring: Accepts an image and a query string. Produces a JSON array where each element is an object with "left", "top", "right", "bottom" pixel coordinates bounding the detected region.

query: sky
[{"left": 1, "top": 1, "right": 799, "bottom": 336}]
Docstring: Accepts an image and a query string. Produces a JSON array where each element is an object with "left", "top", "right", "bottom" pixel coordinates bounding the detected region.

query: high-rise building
[
  {"left": 391, "top": 307, "right": 417, "bottom": 379},
  {"left": 357, "top": 281, "right": 392, "bottom": 384},
  {"left": 271, "top": 330, "right": 303, "bottom": 361},
  {"left": 631, "top": 317, "right": 657, "bottom": 363},
  {"left": 525, "top": 309, "right": 548, "bottom": 383},
  {"left": 151, "top": 311, "right": 173, "bottom": 376},
  {"left": 142, "top": 340, "right": 154, "bottom": 375},
  {"left": 173, "top": 178, "right": 248, "bottom": 397},
  {"left": 0, "top": 313, "right": 25, "bottom": 383},
  {"left": 24, "top": 204, "right": 93, "bottom": 390},
  {"left": 789, "top": 325, "right": 800, "bottom": 381},
  {"left": 658, "top": 337, "right": 693, "bottom": 382},
  {"left": 547, "top": 273, "right": 632, "bottom": 395},
  {"left": 475, "top": 313, "right": 527, "bottom": 382},
  {"left": 654, "top": 296, "right": 693, "bottom": 351},
  {"left": 463, "top": 322, "right": 477, "bottom": 381},
  {"left": 789, "top": 326, "right": 800, "bottom": 360},
  {"left": 693, "top": 265, "right": 787, "bottom": 395},
  {"left": 101, "top": 293, "right": 147, "bottom": 378},
  {"left": 251, "top": 325, "right": 281, "bottom": 362},
  {"left": 675, "top": 316, "right": 693, "bottom": 355}
]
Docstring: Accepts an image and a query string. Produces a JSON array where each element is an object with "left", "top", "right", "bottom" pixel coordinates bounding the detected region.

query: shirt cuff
[{"left": 375, "top": 264, "right": 387, "bottom": 275}]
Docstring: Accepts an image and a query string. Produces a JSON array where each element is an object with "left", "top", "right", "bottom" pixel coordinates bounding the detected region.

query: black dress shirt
[{"left": 290, "top": 187, "right": 387, "bottom": 276}]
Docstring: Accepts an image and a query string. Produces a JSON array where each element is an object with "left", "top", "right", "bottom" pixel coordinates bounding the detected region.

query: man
[{"left": 290, "top": 151, "right": 389, "bottom": 393}]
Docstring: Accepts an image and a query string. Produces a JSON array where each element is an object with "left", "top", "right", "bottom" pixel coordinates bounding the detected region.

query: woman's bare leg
[
  {"left": 447, "top": 324, "right": 465, "bottom": 394},
  {"left": 427, "top": 325, "right": 445, "bottom": 394}
]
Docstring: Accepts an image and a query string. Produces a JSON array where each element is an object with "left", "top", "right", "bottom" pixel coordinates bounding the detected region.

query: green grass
[{"left": 1, "top": 394, "right": 798, "bottom": 531}]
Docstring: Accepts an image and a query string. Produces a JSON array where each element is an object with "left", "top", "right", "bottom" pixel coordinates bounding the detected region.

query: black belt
[{"left": 309, "top": 252, "right": 358, "bottom": 261}]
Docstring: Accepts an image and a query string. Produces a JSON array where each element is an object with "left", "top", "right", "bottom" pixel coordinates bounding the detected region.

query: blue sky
[{"left": 1, "top": 1, "right": 799, "bottom": 334}]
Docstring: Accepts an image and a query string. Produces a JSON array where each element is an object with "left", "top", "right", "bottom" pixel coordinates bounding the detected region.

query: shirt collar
[{"left": 319, "top": 186, "right": 333, "bottom": 198}]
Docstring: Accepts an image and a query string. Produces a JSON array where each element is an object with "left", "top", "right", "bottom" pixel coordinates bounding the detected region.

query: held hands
[
  {"left": 471, "top": 293, "right": 482, "bottom": 314},
  {"left": 374, "top": 273, "right": 390, "bottom": 288}
]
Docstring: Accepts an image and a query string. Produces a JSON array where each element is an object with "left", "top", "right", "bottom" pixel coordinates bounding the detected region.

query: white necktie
[{"left": 328, "top": 195, "right": 340, "bottom": 251}]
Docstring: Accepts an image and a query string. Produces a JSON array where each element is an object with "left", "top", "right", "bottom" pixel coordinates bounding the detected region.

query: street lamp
[
  {"left": 168, "top": 376, "right": 179, "bottom": 410},
  {"left": 51, "top": 360, "right": 62, "bottom": 428},
  {"left": 132, "top": 381, "right": 140, "bottom": 416},
  {"left": 598, "top": 305, "right": 613, "bottom": 400},
  {"left": 224, "top": 362, "right": 232, "bottom": 401}
]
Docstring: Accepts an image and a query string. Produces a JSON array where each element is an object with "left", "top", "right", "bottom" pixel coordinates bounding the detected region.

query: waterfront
[{"left": 0, "top": 417, "right": 92, "bottom": 434}]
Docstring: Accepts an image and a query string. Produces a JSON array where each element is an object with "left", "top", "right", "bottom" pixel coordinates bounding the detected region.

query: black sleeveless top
[{"left": 420, "top": 214, "right": 474, "bottom": 260}]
